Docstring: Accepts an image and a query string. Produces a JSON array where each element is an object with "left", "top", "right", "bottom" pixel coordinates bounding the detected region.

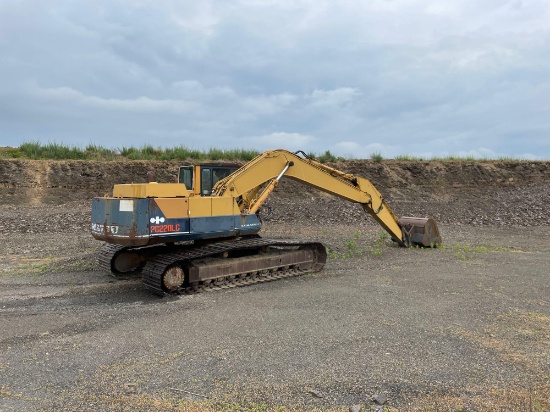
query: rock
[
  {"left": 349, "top": 405, "right": 362, "bottom": 412},
  {"left": 123, "top": 383, "right": 139, "bottom": 394},
  {"left": 308, "top": 389, "right": 324, "bottom": 398},
  {"left": 372, "top": 393, "right": 387, "bottom": 405}
]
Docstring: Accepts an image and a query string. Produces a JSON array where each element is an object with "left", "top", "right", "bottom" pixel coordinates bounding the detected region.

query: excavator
[{"left": 91, "top": 149, "right": 441, "bottom": 296}]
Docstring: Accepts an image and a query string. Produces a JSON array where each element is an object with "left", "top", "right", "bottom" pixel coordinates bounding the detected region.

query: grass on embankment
[
  {"left": 0, "top": 142, "right": 261, "bottom": 162},
  {"left": 0, "top": 142, "right": 545, "bottom": 163}
]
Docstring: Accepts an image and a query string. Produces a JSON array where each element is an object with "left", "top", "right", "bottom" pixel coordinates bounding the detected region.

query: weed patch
[
  {"left": 454, "top": 310, "right": 550, "bottom": 371},
  {"left": 0, "top": 256, "right": 95, "bottom": 277},
  {"left": 328, "top": 231, "right": 392, "bottom": 260},
  {"left": 307, "top": 150, "right": 346, "bottom": 163},
  {"left": 451, "top": 243, "right": 509, "bottom": 260},
  {"left": 0, "top": 386, "right": 23, "bottom": 399},
  {"left": 407, "top": 384, "right": 550, "bottom": 412},
  {"left": 370, "top": 152, "right": 383, "bottom": 162}
]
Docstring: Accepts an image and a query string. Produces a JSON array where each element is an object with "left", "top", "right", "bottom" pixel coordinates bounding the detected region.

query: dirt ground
[{"left": 0, "top": 159, "right": 549, "bottom": 411}]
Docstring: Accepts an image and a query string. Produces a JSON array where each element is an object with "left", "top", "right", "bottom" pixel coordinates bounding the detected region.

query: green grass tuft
[
  {"left": 307, "top": 150, "right": 346, "bottom": 163},
  {"left": 395, "top": 154, "right": 425, "bottom": 161},
  {"left": 20, "top": 141, "right": 86, "bottom": 160},
  {"left": 370, "top": 151, "right": 383, "bottom": 162}
]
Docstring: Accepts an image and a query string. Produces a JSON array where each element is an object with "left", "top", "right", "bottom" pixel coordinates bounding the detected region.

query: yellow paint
[
  {"left": 154, "top": 198, "right": 189, "bottom": 218},
  {"left": 113, "top": 183, "right": 188, "bottom": 198},
  {"left": 212, "top": 149, "right": 406, "bottom": 244},
  {"left": 212, "top": 197, "right": 234, "bottom": 216},
  {"left": 154, "top": 196, "right": 235, "bottom": 218},
  {"left": 188, "top": 197, "right": 212, "bottom": 217},
  {"left": 194, "top": 165, "right": 202, "bottom": 195}
]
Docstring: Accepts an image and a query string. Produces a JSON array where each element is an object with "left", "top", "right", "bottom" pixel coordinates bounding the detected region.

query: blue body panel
[{"left": 91, "top": 197, "right": 261, "bottom": 246}]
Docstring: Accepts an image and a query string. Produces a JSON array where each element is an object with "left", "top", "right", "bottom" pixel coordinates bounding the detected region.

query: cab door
[{"left": 178, "top": 166, "right": 194, "bottom": 190}]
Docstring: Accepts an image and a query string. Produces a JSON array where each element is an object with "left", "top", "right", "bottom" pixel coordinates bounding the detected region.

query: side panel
[
  {"left": 211, "top": 197, "right": 234, "bottom": 216},
  {"left": 91, "top": 197, "right": 150, "bottom": 245},
  {"left": 235, "top": 214, "right": 262, "bottom": 236},
  {"left": 187, "top": 214, "right": 261, "bottom": 239},
  {"left": 148, "top": 199, "right": 191, "bottom": 241},
  {"left": 188, "top": 196, "right": 235, "bottom": 235},
  {"left": 188, "top": 197, "right": 213, "bottom": 217},
  {"left": 190, "top": 216, "right": 234, "bottom": 235},
  {"left": 154, "top": 198, "right": 189, "bottom": 219},
  {"left": 91, "top": 197, "right": 262, "bottom": 245}
]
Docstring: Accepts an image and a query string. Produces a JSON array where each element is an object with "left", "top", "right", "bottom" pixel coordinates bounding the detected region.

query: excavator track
[
  {"left": 97, "top": 244, "right": 126, "bottom": 275},
  {"left": 97, "top": 243, "right": 171, "bottom": 277},
  {"left": 141, "top": 238, "right": 327, "bottom": 296}
]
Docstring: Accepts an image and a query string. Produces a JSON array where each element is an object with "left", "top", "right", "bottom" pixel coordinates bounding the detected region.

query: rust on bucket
[{"left": 399, "top": 217, "right": 442, "bottom": 247}]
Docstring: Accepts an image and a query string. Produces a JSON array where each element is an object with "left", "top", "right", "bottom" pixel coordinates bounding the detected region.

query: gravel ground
[
  {"left": 0, "top": 160, "right": 549, "bottom": 411},
  {"left": 0, "top": 220, "right": 549, "bottom": 411}
]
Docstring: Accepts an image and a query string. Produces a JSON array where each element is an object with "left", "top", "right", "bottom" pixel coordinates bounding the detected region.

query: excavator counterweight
[{"left": 91, "top": 149, "right": 441, "bottom": 296}]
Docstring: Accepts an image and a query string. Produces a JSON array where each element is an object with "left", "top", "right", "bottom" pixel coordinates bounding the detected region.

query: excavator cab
[{"left": 178, "top": 164, "right": 239, "bottom": 196}]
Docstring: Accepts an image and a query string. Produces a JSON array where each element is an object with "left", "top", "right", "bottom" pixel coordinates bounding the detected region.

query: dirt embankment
[{"left": 0, "top": 159, "right": 549, "bottom": 228}]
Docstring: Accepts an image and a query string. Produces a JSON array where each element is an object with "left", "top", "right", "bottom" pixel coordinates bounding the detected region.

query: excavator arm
[{"left": 212, "top": 149, "right": 441, "bottom": 247}]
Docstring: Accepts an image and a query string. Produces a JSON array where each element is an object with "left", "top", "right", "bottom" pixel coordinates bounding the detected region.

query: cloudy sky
[{"left": 0, "top": 0, "right": 548, "bottom": 159}]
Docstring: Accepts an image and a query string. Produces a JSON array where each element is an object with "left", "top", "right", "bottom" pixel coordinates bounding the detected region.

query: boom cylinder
[{"left": 248, "top": 162, "right": 292, "bottom": 214}]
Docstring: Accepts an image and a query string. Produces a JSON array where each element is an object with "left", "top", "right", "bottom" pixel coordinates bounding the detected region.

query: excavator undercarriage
[{"left": 98, "top": 238, "right": 326, "bottom": 296}]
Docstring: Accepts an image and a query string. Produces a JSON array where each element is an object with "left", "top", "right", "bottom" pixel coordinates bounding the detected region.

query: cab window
[
  {"left": 200, "top": 166, "right": 236, "bottom": 196},
  {"left": 212, "top": 167, "right": 233, "bottom": 185},
  {"left": 201, "top": 168, "right": 212, "bottom": 195},
  {"left": 179, "top": 166, "right": 193, "bottom": 190}
]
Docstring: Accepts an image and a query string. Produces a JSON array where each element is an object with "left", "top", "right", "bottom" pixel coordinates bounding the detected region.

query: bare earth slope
[
  {"left": 1, "top": 158, "right": 549, "bottom": 228},
  {"left": 0, "top": 159, "right": 549, "bottom": 411}
]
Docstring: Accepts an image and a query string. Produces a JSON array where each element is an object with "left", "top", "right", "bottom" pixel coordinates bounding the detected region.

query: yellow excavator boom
[{"left": 212, "top": 149, "right": 441, "bottom": 247}]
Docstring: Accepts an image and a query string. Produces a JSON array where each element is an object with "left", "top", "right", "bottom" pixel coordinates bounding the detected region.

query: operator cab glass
[
  {"left": 200, "top": 166, "right": 236, "bottom": 196},
  {"left": 179, "top": 164, "right": 238, "bottom": 196},
  {"left": 178, "top": 166, "right": 193, "bottom": 190}
]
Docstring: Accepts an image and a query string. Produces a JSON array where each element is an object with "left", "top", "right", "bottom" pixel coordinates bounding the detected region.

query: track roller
[{"left": 162, "top": 265, "right": 186, "bottom": 292}]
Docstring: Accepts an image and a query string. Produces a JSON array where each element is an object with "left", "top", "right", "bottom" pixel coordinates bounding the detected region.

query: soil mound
[{"left": 0, "top": 159, "right": 549, "bottom": 229}]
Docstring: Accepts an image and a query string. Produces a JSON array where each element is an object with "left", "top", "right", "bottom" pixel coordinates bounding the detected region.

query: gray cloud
[{"left": 0, "top": 0, "right": 548, "bottom": 158}]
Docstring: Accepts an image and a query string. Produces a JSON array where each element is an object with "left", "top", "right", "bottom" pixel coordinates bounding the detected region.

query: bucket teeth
[{"left": 398, "top": 217, "right": 442, "bottom": 247}]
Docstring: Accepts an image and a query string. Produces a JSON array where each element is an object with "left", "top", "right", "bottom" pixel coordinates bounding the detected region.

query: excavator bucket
[{"left": 398, "top": 217, "right": 442, "bottom": 247}]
